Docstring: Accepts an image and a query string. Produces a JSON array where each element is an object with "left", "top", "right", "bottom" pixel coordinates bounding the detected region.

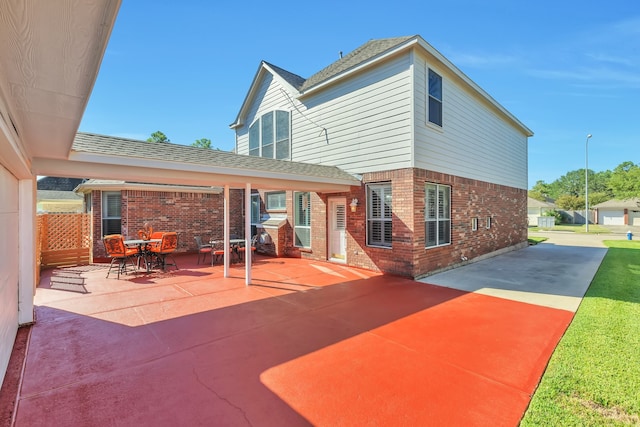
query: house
[
  {"left": 593, "top": 198, "right": 640, "bottom": 226},
  {"left": 527, "top": 197, "right": 556, "bottom": 226},
  {"left": 231, "top": 35, "right": 533, "bottom": 278},
  {"left": 74, "top": 175, "right": 244, "bottom": 259},
  {"left": 36, "top": 177, "right": 85, "bottom": 213}
]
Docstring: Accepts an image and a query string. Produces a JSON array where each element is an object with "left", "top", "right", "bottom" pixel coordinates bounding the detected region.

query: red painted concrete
[{"left": 5, "top": 254, "right": 574, "bottom": 426}]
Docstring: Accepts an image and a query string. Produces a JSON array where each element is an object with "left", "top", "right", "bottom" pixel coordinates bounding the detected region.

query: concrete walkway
[{"left": 422, "top": 231, "right": 622, "bottom": 311}]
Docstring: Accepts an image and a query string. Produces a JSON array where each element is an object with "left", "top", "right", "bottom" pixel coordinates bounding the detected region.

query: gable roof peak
[{"left": 261, "top": 61, "right": 306, "bottom": 91}]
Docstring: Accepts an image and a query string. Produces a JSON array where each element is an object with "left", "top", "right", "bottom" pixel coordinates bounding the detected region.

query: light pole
[{"left": 585, "top": 134, "right": 592, "bottom": 232}]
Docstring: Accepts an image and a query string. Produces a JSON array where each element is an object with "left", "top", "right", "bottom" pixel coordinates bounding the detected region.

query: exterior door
[{"left": 328, "top": 198, "right": 347, "bottom": 263}]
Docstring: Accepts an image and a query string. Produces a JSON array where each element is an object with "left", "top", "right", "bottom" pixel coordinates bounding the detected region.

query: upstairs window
[
  {"left": 102, "top": 191, "right": 121, "bottom": 236},
  {"left": 428, "top": 69, "right": 443, "bottom": 127},
  {"left": 367, "top": 183, "right": 392, "bottom": 247},
  {"left": 248, "top": 110, "right": 290, "bottom": 159},
  {"left": 425, "top": 183, "right": 450, "bottom": 247}
]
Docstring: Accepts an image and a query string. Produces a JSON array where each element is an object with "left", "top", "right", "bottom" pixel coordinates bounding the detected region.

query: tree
[
  {"left": 555, "top": 194, "right": 584, "bottom": 210},
  {"left": 192, "top": 138, "right": 212, "bottom": 149},
  {"left": 529, "top": 180, "right": 552, "bottom": 201},
  {"left": 609, "top": 161, "right": 640, "bottom": 199},
  {"left": 147, "top": 131, "right": 170, "bottom": 143}
]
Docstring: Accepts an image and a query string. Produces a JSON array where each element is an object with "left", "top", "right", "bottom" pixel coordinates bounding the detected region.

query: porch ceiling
[{"left": 0, "top": 1, "right": 121, "bottom": 179}]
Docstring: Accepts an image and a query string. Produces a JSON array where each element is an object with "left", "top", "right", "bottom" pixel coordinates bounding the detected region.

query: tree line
[
  {"left": 146, "top": 130, "right": 218, "bottom": 150},
  {"left": 529, "top": 161, "right": 640, "bottom": 210}
]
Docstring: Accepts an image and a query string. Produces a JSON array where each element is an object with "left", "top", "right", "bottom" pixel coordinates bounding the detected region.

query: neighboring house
[
  {"left": 593, "top": 198, "right": 640, "bottom": 226},
  {"left": 231, "top": 35, "right": 533, "bottom": 278},
  {"left": 37, "top": 190, "right": 84, "bottom": 213},
  {"left": 527, "top": 197, "right": 556, "bottom": 226},
  {"left": 36, "top": 176, "right": 85, "bottom": 212},
  {"left": 75, "top": 177, "right": 245, "bottom": 259}
]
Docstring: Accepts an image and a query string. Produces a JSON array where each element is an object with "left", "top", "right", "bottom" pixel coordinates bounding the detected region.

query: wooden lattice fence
[{"left": 38, "top": 213, "right": 92, "bottom": 269}]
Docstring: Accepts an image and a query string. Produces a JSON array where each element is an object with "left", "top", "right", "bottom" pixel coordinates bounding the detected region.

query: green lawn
[
  {"left": 528, "top": 224, "right": 611, "bottom": 234},
  {"left": 528, "top": 236, "right": 548, "bottom": 245},
  {"left": 521, "top": 240, "right": 640, "bottom": 426}
]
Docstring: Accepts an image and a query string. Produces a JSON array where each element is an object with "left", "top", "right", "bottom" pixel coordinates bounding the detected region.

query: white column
[
  {"left": 245, "top": 183, "right": 251, "bottom": 285},
  {"left": 223, "top": 185, "right": 230, "bottom": 278},
  {"left": 18, "top": 179, "right": 36, "bottom": 325}
]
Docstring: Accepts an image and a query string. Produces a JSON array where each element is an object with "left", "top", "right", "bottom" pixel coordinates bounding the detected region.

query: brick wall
[
  {"left": 92, "top": 188, "right": 245, "bottom": 259},
  {"left": 245, "top": 169, "right": 526, "bottom": 279}
]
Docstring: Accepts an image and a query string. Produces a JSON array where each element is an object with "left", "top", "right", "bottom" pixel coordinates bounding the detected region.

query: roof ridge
[{"left": 300, "top": 35, "right": 416, "bottom": 92}]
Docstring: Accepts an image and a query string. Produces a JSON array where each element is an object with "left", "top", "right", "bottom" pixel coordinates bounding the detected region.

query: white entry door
[{"left": 328, "top": 198, "right": 347, "bottom": 263}]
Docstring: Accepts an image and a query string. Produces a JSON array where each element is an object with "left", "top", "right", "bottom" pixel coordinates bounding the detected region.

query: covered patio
[{"left": 2, "top": 253, "right": 574, "bottom": 426}]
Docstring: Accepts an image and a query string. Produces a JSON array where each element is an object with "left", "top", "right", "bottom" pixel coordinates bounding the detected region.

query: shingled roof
[
  {"left": 300, "top": 36, "right": 415, "bottom": 92},
  {"left": 71, "top": 132, "right": 360, "bottom": 187}
]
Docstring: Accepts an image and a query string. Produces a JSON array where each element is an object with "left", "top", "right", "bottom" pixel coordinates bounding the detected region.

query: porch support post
[
  {"left": 245, "top": 183, "right": 251, "bottom": 285},
  {"left": 223, "top": 184, "right": 230, "bottom": 278},
  {"left": 18, "top": 179, "right": 36, "bottom": 325}
]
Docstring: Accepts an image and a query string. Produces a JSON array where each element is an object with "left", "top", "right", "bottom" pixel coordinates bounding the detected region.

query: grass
[
  {"left": 527, "top": 236, "right": 548, "bottom": 245},
  {"left": 521, "top": 240, "right": 640, "bottom": 426},
  {"left": 528, "top": 224, "right": 611, "bottom": 234}
]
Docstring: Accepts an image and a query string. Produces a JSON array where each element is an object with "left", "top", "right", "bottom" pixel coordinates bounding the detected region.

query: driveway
[
  {"left": 5, "top": 234, "right": 616, "bottom": 426},
  {"left": 421, "top": 231, "right": 616, "bottom": 311}
]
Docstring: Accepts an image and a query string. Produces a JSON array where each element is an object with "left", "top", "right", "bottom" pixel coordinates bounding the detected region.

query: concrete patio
[{"left": 3, "top": 250, "right": 581, "bottom": 426}]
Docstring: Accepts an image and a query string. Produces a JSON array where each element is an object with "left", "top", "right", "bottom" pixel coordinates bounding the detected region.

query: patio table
[
  {"left": 124, "top": 239, "right": 162, "bottom": 272},
  {"left": 209, "top": 239, "right": 245, "bottom": 265}
]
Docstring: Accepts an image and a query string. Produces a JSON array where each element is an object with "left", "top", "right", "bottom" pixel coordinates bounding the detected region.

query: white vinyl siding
[
  {"left": 367, "top": 183, "right": 392, "bottom": 247},
  {"left": 101, "top": 191, "right": 121, "bottom": 235},
  {"left": 294, "top": 56, "right": 413, "bottom": 174},
  {"left": 235, "top": 55, "right": 415, "bottom": 174},
  {"left": 293, "top": 192, "right": 311, "bottom": 248},
  {"left": 414, "top": 54, "right": 528, "bottom": 190}
]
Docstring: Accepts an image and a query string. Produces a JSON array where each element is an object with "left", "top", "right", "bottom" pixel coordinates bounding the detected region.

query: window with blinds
[
  {"left": 367, "top": 183, "right": 392, "bottom": 247},
  {"left": 425, "top": 183, "right": 451, "bottom": 247},
  {"left": 335, "top": 204, "right": 346, "bottom": 230},
  {"left": 294, "top": 191, "right": 311, "bottom": 248},
  {"left": 102, "top": 191, "right": 121, "bottom": 236}
]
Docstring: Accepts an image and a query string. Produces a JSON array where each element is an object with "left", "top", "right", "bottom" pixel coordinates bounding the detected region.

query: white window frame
[
  {"left": 428, "top": 69, "right": 443, "bottom": 127},
  {"left": 248, "top": 110, "right": 290, "bottom": 160},
  {"left": 293, "top": 191, "right": 311, "bottom": 248},
  {"left": 265, "top": 191, "right": 286, "bottom": 211},
  {"left": 471, "top": 217, "right": 478, "bottom": 231},
  {"left": 250, "top": 193, "right": 260, "bottom": 224},
  {"left": 367, "top": 182, "right": 392, "bottom": 248},
  {"left": 101, "top": 191, "right": 121, "bottom": 236},
  {"left": 425, "top": 183, "right": 451, "bottom": 248},
  {"left": 486, "top": 216, "right": 492, "bottom": 229}
]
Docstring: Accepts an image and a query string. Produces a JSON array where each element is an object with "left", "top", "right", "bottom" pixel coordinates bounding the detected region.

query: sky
[{"left": 78, "top": 0, "right": 640, "bottom": 188}]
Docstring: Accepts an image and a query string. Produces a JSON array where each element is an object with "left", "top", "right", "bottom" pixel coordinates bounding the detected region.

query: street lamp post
[{"left": 585, "top": 134, "right": 592, "bottom": 232}]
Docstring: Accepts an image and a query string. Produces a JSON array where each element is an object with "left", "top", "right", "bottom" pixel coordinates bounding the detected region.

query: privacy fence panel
[{"left": 38, "top": 213, "right": 92, "bottom": 269}]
